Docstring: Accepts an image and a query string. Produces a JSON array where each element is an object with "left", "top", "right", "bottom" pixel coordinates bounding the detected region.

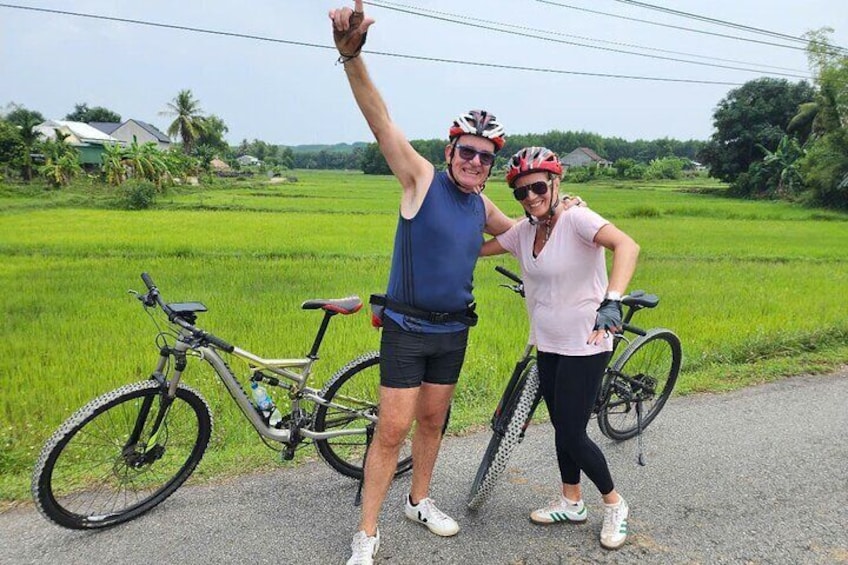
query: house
[
  {"left": 90, "top": 119, "right": 171, "bottom": 150},
  {"left": 34, "top": 120, "right": 120, "bottom": 165},
  {"left": 560, "top": 147, "right": 612, "bottom": 169},
  {"left": 236, "top": 155, "right": 260, "bottom": 166},
  {"left": 686, "top": 159, "right": 708, "bottom": 172}
]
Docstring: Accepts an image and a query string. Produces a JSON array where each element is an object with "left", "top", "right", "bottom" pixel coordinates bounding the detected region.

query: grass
[{"left": 1, "top": 170, "right": 847, "bottom": 503}]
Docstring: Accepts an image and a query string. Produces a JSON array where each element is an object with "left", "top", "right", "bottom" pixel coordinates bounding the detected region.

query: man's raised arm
[{"left": 329, "top": 1, "right": 432, "bottom": 194}]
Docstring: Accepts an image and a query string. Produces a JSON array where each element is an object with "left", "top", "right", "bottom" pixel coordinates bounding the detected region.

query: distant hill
[{"left": 285, "top": 142, "right": 369, "bottom": 154}]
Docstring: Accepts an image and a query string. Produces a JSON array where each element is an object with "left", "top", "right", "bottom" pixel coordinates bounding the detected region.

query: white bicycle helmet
[{"left": 448, "top": 110, "right": 506, "bottom": 150}]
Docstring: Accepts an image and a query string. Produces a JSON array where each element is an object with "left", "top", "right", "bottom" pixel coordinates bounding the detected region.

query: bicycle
[
  {"left": 466, "top": 266, "right": 681, "bottom": 510},
  {"left": 31, "top": 272, "right": 408, "bottom": 529}
]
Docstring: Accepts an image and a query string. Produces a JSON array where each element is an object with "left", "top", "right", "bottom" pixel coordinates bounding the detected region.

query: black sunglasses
[
  {"left": 512, "top": 179, "right": 551, "bottom": 201},
  {"left": 455, "top": 144, "right": 496, "bottom": 166}
]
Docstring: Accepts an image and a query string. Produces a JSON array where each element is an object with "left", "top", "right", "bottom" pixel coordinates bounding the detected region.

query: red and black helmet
[
  {"left": 505, "top": 146, "right": 563, "bottom": 187},
  {"left": 448, "top": 110, "right": 506, "bottom": 151}
]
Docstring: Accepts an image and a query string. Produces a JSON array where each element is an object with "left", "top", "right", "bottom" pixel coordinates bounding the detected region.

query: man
[{"left": 329, "top": 3, "right": 517, "bottom": 563}]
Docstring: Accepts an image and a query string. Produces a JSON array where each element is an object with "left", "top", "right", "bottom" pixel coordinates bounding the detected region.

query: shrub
[
  {"left": 117, "top": 179, "right": 157, "bottom": 210},
  {"left": 644, "top": 156, "right": 686, "bottom": 180}
]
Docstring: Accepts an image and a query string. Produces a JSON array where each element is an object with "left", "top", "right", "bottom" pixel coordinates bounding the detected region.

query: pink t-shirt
[{"left": 496, "top": 206, "right": 612, "bottom": 356}]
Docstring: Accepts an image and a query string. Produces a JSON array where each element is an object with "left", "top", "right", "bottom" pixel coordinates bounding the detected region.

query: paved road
[{"left": 2, "top": 370, "right": 847, "bottom": 565}]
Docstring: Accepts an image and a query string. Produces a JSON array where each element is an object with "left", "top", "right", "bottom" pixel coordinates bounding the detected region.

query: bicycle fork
[{"left": 124, "top": 341, "right": 187, "bottom": 466}]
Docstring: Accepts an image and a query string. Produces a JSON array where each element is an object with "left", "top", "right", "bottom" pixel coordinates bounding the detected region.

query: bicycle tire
[
  {"left": 32, "top": 380, "right": 212, "bottom": 529},
  {"left": 313, "top": 352, "right": 413, "bottom": 480},
  {"left": 467, "top": 363, "right": 541, "bottom": 511},
  {"left": 597, "top": 328, "right": 681, "bottom": 441}
]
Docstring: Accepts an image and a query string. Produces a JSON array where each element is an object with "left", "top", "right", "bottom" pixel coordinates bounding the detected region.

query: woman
[{"left": 481, "top": 146, "right": 640, "bottom": 550}]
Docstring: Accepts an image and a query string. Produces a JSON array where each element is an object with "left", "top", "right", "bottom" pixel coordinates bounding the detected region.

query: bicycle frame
[
  {"left": 150, "top": 315, "right": 376, "bottom": 446},
  {"left": 32, "top": 274, "right": 395, "bottom": 531}
]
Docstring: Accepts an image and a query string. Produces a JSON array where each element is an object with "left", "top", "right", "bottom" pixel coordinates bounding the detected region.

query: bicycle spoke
[
  {"left": 34, "top": 381, "right": 211, "bottom": 528},
  {"left": 598, "top": 329, "right": 680, "bottom": 441},
  {"left": 314, "top": 353, "right": 413, "bottom": 479}
]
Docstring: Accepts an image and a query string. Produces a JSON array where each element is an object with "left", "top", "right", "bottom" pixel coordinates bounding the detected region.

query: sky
[{"left": 2, "top": 1, "right": 846, "bottom": 147}]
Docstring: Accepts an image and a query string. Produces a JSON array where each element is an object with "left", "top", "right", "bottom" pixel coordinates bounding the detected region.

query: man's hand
[
  {"left": 561, "top": 194, "right": 586, "bottom": 209},
  {"left": 329, "top": 0, "right": 375, "bottom": 60}
]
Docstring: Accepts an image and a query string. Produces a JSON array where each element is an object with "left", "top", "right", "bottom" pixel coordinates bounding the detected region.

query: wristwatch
[{"left": 605, "top": 291, "right": 622, "bottom": 301}]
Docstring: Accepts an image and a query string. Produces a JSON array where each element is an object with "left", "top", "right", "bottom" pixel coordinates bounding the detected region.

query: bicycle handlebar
[
  {"left": 495, "top": 265, "right": 522, "bottom": 284},
  {"left": 139, "top": 272, "right": 235, "bottom": 353}
]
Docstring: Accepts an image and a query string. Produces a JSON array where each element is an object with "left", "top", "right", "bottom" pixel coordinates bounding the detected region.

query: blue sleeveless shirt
[{"left": 385, "top": 171, "right": 486, "bottom": 333}]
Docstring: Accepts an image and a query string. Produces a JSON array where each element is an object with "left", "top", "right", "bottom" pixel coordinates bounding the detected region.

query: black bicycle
[{"left": 467, "top": 266, "right": 681, "bottom": 510}]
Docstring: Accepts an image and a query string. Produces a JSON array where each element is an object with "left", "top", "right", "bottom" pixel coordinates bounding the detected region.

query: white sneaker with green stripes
[
  {"left": 530, "top": 496, "right": 588, "bottom": 524},
  {"left": 600, "top": 497, "right": 629, "bottom": 549}
]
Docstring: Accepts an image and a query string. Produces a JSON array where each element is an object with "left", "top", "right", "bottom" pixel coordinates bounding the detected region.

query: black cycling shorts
[{"left": 379, "top": 316, "right": 469, "bottom": 388}]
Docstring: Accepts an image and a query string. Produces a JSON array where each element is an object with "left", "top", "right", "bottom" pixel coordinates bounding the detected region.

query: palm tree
[
  {"left": 160, "top": 89, "right": 205, "bottom": 155},
  {"left": 17, "top": 114, "right": 41, "bottom": 181},
  {"left": 787, "top": 102, "right": 819, "bottom": 144}
]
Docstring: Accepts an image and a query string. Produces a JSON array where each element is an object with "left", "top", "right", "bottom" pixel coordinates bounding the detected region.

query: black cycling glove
[{"left": 593, "top": 298, "right": 622, "bottom": 331}]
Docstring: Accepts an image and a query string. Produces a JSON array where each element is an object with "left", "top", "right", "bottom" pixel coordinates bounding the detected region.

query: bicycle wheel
[
  {"left": 467, "top": 363, "right": 541, "bottom": 511},
  {"left": 32, "top": 380, "right": 212, "bottom": 529},
  {"left": 314, "top": 351, "right": 413, "bottom": 480},
  {"left": 597, "top": 328, "right": 681, "bottom": 441}
]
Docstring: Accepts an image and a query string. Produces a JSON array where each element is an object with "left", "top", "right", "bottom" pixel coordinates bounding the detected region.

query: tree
[
  {"left": 795, "top": 28, "right": 848, "bottom": 209},
  {"left": 2, "top": 103, "right": 44, "bottom": 128},
  {"left": 700, "top": 78, "right": 816, "bottom": 186},
  {"left": 101, "top": 143, "right": 128, "bottom": 186},
  {"left": 161, "top": 89, "right": 206, "bottom": 154},
  {"left": 360, "top": 142, "right": 390, "bottom": 175},
  {"left": 39, "top": 131, "right": 81, "bottom": 188},
  {"left": 5, "top": 112, "right": 43, "bottom": 181},
  {"left": 64, "top": 103, "right": 121, "bottom": 123},
  {"left": 644, "top": 156, "right": 686, "bottom": 180},
  {"left": 3, "top": 103, "right": 45, "bottom": 180},
  {"left": 195, "top": 114, "right": 229, "bottom": 156},
  {"left": 102, "top": 138, "right": 171, "bottom": 187},
  {"left": 757, "top": 135, "right": 805, "bottom": 197},
  {"left": 278, "top": 146, "right": 295, "bottom": 170},
  {"left": 0, "top": 120, "right": 24, "bottom": 178}
]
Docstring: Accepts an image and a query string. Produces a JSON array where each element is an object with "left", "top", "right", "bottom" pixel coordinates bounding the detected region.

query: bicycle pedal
[{"left": 281, "top": 445, "right": 296, "bottom": 461}]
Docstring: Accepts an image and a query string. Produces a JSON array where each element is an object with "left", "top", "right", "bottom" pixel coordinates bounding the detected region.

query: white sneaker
[
  {"left": 404, "top": 495, "right": 459, "bottom": 537},
  {"left": 600, "top": 497, "right": 629, "bottom": 550},
  {"left": 530, "top": 496, "right": 588, "bottom": 524},
  {"left": 347, "top": 529, "right": 379, "bottom": 565}
]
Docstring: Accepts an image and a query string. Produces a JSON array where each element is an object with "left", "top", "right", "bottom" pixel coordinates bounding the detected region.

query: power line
[
  {"left": 534, "top": 0, "right": 814, "bottom": 53},
  {"left": 368, "top": 0, "right": 806, "bottom": 74},
  {"left": 367, "top": 49, "right": 743, "bottom": 85},
  {"left": 0, "top": 4, "right": 331, "bottom": 51},
  {"left": 367, "top": 0, "right": 809, "bottom": 78},
  {"left": 0, "top": 3, "right": 742, "bottom": 86},
  {"left": 611, "top": 0, "right": 847, "bottom": 53}
]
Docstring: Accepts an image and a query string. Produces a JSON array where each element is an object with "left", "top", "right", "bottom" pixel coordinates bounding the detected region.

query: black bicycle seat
[{"left": 622, "top": 291, "right": 659, "bottom": 309}]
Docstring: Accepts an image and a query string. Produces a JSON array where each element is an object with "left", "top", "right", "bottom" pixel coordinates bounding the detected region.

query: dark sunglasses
[
  {"left": 512, "top": 179, "right": 551, "bottom": 201},
  {"left": 455, "top": 144, "right": 496, "bottom": 166}
]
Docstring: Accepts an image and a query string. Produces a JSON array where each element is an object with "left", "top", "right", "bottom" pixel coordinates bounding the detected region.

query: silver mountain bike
[{"left": 32, "top": 272, "right": 408, "bottom": 529}]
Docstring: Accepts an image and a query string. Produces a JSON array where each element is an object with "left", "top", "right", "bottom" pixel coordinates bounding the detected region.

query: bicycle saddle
[
  {"left": 301, "top": 296, "right": 363, "bottom": 315},
  {"left": 622, "top": 291, "right": 659, "bottom": 309}
]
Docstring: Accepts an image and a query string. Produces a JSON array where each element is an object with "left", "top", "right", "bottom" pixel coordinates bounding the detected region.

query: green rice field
[{"left": 2, "top": 170, "right": 847, "bottom": 502}]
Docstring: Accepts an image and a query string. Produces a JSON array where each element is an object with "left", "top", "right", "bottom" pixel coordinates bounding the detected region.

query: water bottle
[{"left": 250, "top": 381, "right": 282, "bottom": 427}]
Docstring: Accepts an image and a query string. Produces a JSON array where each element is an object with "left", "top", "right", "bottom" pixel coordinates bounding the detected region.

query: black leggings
[{"left": 536, "top": 351, "right": 614, "bottom": 495}]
